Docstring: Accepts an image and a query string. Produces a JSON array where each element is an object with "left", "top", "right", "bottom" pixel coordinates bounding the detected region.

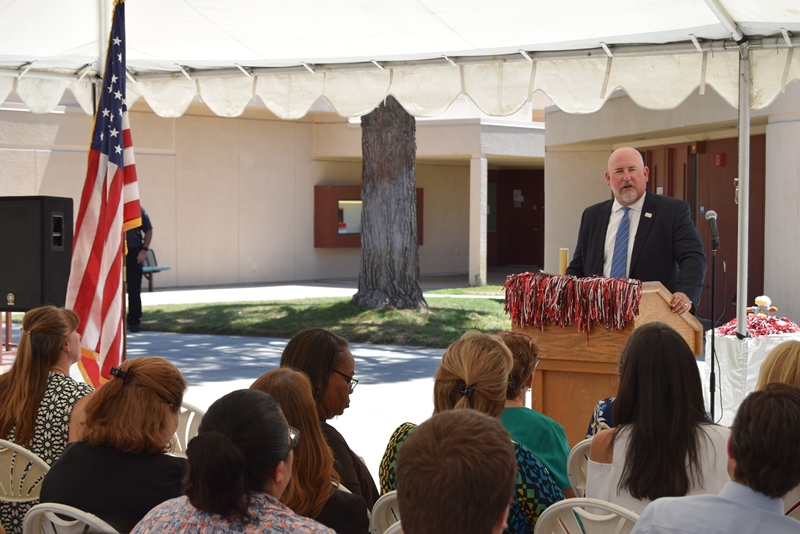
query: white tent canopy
[
  {"left": 1, "top": 0, "right": 798, "bottom": 341},
  {"left": 1, "top": 0, "right": 799, "bottom": 118}
]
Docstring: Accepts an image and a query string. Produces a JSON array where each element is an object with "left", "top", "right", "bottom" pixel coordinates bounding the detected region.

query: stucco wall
[
  {"left": 543, "top": 148, "right": 611, "bottom": 274},
  {"left": 0, "top": 107, "right": 471, "bottom": 288},
  {"left": 764, "top": 114, "right": 800, "bottom": 321}
]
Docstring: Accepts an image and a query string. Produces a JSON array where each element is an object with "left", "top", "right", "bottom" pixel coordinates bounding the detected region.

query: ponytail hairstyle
[
  {"left": 0, "top": 306, "right": 79, "bottom": 445},
  {"left": 251, "top": 368, "right": 338, "bottom": 518},
  {"left": 433, "top": 331, "right": 512, "bottom": 418},
  {"left": 184, "top": 390, "right": 289, "bottom": 522},
  {"left": 81, "top": 357, "right": 186, "bottom": 453}
]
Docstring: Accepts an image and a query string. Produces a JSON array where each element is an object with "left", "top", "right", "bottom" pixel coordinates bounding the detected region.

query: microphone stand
[{"left": 709, "top": 237, "right": 719, "bottom": 421}]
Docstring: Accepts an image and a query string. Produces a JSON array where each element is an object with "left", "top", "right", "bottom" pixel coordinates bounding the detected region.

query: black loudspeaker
[{"left": 0, "top": 196, "right": 73, "bottom": 312}]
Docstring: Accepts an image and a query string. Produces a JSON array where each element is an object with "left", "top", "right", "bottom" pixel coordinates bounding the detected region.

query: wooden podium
[{"left": 517, "top": 281, "right": 702, "bottom": 447}]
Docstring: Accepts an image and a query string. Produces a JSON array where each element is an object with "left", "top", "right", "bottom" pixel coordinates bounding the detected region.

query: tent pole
[
  {"left": 735, "top": 42, "right": 750, "bottom": 339},
  {"left": 98, "top": 0, "right": 110, "bottom": 75}
]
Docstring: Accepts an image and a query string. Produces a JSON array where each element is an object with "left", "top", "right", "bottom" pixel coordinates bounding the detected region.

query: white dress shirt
[{"left": 603, "top": 194, "right": 647, "bottom": 278}]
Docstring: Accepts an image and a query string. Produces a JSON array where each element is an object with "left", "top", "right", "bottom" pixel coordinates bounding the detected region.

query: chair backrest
[
  {"left": 383, "top": 521, "right": 403, "bottom": 534},
  {"left": 370, "top": 490, "right": 401, "bottom": 534},
  {"left": 567, "top": 438, "right": 592, "bottom": 498},
  {"left": 533, "top": 497, "right": 639, "bottom": 534},
  {"left": 0, "top": 439, "right": 50, "bottom": 502},
  {"left": 171, "top": 402, "right": 205, "bottom": 458},
  {"left": 23, "top": 502, "right": 119, "bottom": 534},
  {"left": 143, "top": 249, "right": 157, "bottom": 267}
]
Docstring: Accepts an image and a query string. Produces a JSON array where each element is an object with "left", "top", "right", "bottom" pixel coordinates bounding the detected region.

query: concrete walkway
[{"left": 125, "top": 272, "right": 518, "bottom": 482}]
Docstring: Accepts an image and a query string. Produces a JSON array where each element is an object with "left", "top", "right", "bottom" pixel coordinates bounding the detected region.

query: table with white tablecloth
[{"left": 703, "top": 332, "right": 800, "bottom": 426}]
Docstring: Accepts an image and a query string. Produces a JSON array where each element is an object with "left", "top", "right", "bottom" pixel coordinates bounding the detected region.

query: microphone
[{"left": 705, "top": 210, "right": 720, "bottom": 250}]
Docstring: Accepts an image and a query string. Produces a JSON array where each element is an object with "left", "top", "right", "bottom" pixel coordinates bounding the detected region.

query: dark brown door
[
  {"left": 696, "top": 136, "right": 766, "bottom": 323},
  {"left": 487, "top": 169, "right": 544, "bottom": 267}
]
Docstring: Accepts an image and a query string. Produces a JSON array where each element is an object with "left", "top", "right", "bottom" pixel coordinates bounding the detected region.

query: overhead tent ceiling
[{"left": 0, "top": 0, "right": 799, "bottom": 118}]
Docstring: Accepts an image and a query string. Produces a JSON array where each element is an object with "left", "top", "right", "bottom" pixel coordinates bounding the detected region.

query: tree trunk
[{"left": 351, "top": 96, "right": 427, "bottom": 310}]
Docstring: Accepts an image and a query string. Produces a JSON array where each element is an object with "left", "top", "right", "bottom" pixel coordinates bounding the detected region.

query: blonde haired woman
[
  {"left": 379, "top": 330, "right": 563, "bottom": 533},
  {"left": 251, "top": 369, "right": 368, "bottom": 534},
  {"left": 756, "top": 340, "right": 800, "bottom": 514},
  {"left": 0, "top": 306, "right": 93, "bottom": 534}
]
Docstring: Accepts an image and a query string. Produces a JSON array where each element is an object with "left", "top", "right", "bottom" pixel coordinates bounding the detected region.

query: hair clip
[
  {"left": 22, "top": 330, "right": 31, "bottom": 335},
  {"left": 458, "top": 383, "right": 475, "bottom": 398},
  {"left": 110, "top": 366, "right": 128, "bottom": 382}
]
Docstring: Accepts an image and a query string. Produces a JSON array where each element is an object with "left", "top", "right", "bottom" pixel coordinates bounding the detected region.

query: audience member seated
[
  {"left": 280, "top": 328, "right": 379, "bottom": 510},
  {"left": 587, "top": 396, "right": 616, "bottom": 438},
  {"left": 40, "top": 357, "right": 187, "bottom": 533},
  {"left": 496, "top": 331, "right": 573, "bottom": 498},
  {"left": 396, "top": 409, "right": 517, "bottom": 534},
  {"left": 755, "top": 339, "right": 800, "bottom": 514},
  {"left": 632, "top": 383, "right": 800, "bottom": 533},
  {"left": 132, "top": 389, "right": 334, "bottom": 533},
  {"left": 0, "top": 306, "right": 94, "bottom": 534},
  {"left": 251, "top": 368, "right": 369, "bottom": 533},
  {"left": 379, "top": 330, "right": 564, "bottom": 533},
  {"left": 587, "top": 322, "right": 730, "bottom": 514}
]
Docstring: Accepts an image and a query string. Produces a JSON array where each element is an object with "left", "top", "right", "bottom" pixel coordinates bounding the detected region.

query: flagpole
[{"left": 66, "top": 0, "right": 141, "bottom": 386}]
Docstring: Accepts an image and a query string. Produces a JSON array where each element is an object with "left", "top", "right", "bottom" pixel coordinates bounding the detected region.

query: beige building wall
[{"left": 0, "top": 105, "right": 473, "bottom": 289}]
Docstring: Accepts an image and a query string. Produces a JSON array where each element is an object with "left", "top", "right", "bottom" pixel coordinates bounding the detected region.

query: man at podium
[{"left": 566, "top": 147, "right": 707, "bottom": 314}]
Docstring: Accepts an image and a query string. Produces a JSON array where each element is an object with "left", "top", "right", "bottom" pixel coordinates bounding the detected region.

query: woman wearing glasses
[
  {"left": 496, "top": 331, "right": 573, "bottom": 499},
  {"left": 251, "top": 368, "right": 369, "bottom": 534},
  {"left": 280, "top": 328, "right": 380, "bottom": 510},
  {"left": 133, "top": 389, "right": 333, "bottom": 533}
]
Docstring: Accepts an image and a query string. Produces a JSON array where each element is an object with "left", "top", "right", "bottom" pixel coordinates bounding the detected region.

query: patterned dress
[
  {"left": 132, "top": 493, "right": 335, "bottom": 534},
  {"left": 1, "top": 372, "right": 94, "bottom": 534},
  {"left": 378, "top": 422, "right": 564, "bottom": 533},
  {"left": 586, "top": 397, "right": 616, "bottom": 438}
]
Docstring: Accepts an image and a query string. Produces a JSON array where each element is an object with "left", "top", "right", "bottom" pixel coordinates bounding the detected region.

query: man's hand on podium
[{"left": 670, "top": 292, "right": 692, "bottom": 315}]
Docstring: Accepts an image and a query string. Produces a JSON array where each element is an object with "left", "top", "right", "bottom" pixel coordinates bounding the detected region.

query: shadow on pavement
[{"left": 125, "top": 331, "right": 444, "bottom": 386}]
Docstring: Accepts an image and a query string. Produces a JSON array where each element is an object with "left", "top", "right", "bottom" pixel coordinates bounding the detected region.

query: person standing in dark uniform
[{"left": 126, "top": 207, "right": 153, "bottom": 332}]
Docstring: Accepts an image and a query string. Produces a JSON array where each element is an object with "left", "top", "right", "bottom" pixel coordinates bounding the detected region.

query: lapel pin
[{"left": 644, "top": 212, "right": 653, "bottom": 218}]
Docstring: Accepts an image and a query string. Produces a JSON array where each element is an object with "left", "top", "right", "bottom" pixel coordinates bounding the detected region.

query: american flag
[{"left": 66, "top": 0, "right": 141, "bottom": 387}]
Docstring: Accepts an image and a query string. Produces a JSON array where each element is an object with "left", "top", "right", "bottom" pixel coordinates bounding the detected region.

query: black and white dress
[{"left": 1, "top": 372, "right": 93, "bottom": 534}]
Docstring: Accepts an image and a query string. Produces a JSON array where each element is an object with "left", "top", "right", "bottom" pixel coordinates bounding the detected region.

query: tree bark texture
[{"left": 351, "top": 96, "right": 427, "bottom": 310}]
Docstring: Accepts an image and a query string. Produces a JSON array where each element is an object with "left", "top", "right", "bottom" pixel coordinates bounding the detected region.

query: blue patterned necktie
[{"left": 610, "top": 207, "right": 631, "bottom": 279}]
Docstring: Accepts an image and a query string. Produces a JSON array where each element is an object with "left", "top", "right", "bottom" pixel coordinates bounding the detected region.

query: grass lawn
[{"left": 141, "top": 295, "right": 512, "bottom": 348}]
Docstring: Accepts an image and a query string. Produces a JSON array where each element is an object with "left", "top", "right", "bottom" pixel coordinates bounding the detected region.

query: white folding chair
[
  {"left": 0, "top": 439, "right": 50, "bottom": 502},
  {"left": 533, "top": 498, "right": 639, "bottom": 534},
  {"left": 172, "top": 402, "right": 205, "bottom": 458},
  {"left": 23, "top": 502, "right": 119, "bottom": 534},
  {"left": 566, "top": 438, "right": 592, "bottom": 498},
  {"left": 383, "top": 521, "right": 403, "bottom": 534},
  {"left": 370, "top": 490, "right": 400, "bottom": 534}
]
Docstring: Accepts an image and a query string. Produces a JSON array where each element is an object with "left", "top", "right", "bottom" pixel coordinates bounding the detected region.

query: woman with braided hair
[{"left": 378, "top": 330, "right": 564, "bottom": 533}]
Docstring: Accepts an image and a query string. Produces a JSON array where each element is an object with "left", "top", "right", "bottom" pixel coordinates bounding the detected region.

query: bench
[{"left": 142, "top": 249, "right": 171, "bottom": 292}]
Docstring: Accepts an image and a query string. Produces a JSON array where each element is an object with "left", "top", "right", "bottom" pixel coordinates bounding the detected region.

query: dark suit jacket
[{"left": 566, "top": 190, "right": 707, "bottom": 307}]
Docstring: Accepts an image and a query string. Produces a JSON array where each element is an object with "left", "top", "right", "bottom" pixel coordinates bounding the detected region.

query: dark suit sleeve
[
  {"left": 672, "top": 201, "right": 707, "bottom": 307},
  {"left": 566, "top": 209, "right": 589, "bottom": 277}
]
